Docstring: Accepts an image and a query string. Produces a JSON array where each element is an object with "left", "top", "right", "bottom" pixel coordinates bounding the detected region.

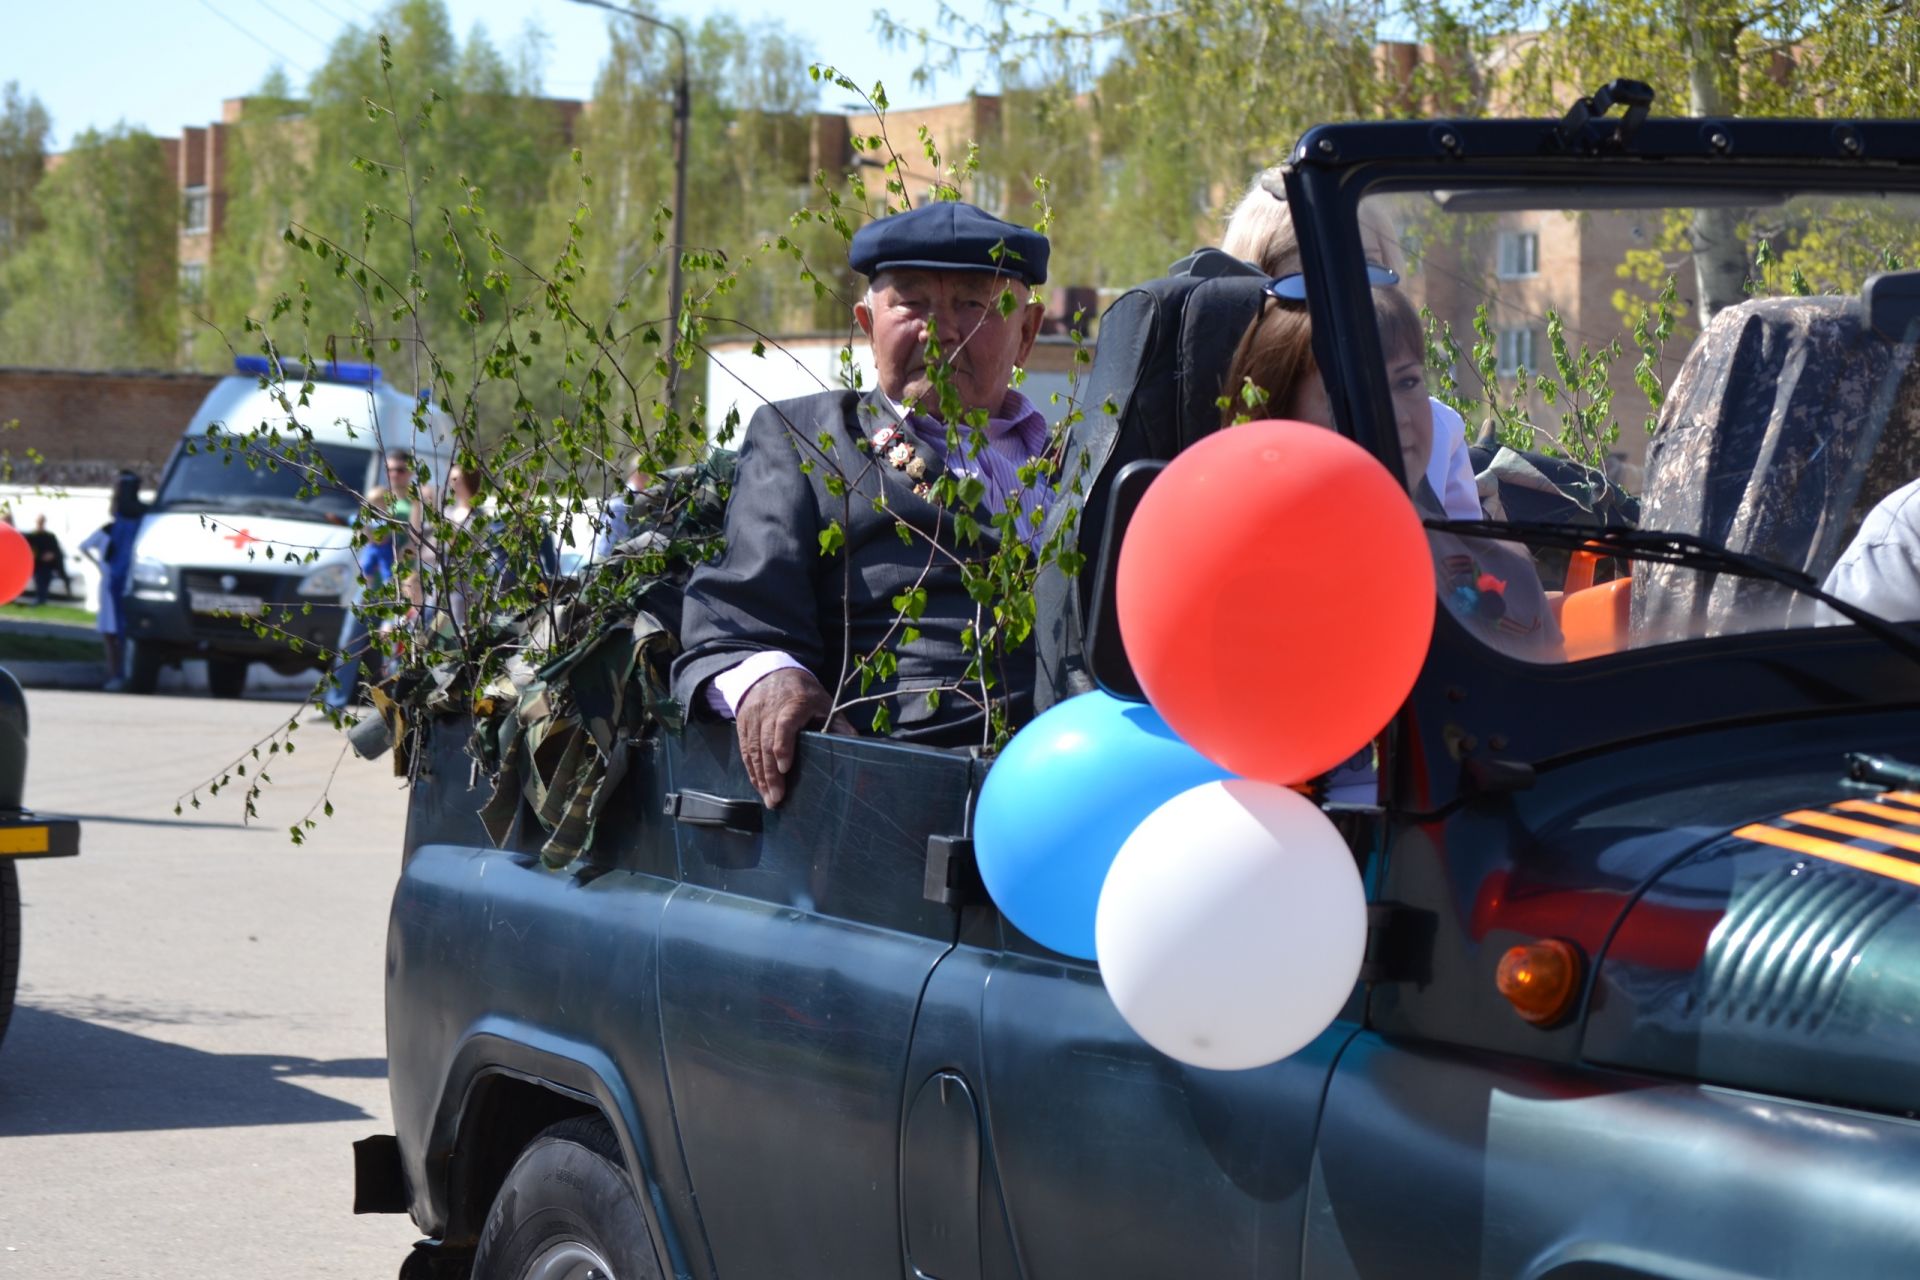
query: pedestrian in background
[
  {"left": 593, "top": 455, "right": 654, "bottom": 558},
  {"left": 78, "top": 471, "right": 146, "bottom": 692},
  {"left": 23, "top": 516, "right": 69, "bottom": 606},
  {"left": 320, "top": 487, "right": 401, "bottom": 719}
]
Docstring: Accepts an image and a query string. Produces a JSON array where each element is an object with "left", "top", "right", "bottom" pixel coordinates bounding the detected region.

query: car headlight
[
  {"left": 296, "top": 562, "right": 352, "bottom": 599},
  {"left": 131, "top": 557, "right": 172, "bottom": 591}
]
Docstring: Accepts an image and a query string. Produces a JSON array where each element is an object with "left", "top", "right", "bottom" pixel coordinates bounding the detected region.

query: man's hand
[{"left": 734, "top": 667, "right": 855, "bottom": 807}]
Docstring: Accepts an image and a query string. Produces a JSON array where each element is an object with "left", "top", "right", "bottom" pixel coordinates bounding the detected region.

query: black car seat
[
  {"left": 1033, "top": 258, "right": 1268, "bottom": 710},
  {"left": 1631, "top": 295, "right": 1920, "bottom": 646}
]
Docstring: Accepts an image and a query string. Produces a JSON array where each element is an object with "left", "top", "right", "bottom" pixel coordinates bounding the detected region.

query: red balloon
[
  {"left": 1115, "top": 420, "right": 1434, "bottom": 785},
  {"left": 0, "top": 524, "right": 32, "bottom": 606}
]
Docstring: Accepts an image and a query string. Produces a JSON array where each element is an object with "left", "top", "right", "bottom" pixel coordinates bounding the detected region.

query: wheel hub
[{"left": 522, "top": 1238, "right": 615, "bottom": 1280}]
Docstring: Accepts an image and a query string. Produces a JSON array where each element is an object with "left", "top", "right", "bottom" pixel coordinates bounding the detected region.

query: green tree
[
  {"left": 885, "top": 0, "right": 1487, "bottom": 289},
  {"left": 235, "top": 0, "right": 568, "bottom": 381},
  {"left": 0, "top": 125, "right": 176, "bottom": 368},
  {"left": 0, "top": 82, "right": 50, "bottom": 265},
  {"left": 544, "top": 12, "right": 829, "bottom": 343},
  {"left": 1423, "top": 0, "right": 1920, "bottom": 322}
]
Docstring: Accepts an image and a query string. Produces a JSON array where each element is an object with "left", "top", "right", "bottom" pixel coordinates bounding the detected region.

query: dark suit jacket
[{"left": 672, "top": 388, "right": 1035, "bottom": 747}]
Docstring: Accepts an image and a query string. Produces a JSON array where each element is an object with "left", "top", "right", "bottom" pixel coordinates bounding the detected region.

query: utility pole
[{"left": 568, "top": 0, "right": 690, "bottom": 401}]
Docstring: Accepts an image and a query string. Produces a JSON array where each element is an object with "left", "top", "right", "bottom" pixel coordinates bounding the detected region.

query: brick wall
[{"left": 0, "top": 367, "right": 218, "bottom": 486}]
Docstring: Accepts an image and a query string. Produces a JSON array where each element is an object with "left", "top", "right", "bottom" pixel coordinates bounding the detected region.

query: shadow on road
[
  {"left": 0, "top": 1006, "right": 384, "bottom": 1136},
  {"left": 52, "top": 811, "right": 253, "bottom": 831}
]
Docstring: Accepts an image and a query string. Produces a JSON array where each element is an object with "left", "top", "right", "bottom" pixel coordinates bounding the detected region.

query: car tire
[
  {"left": 125, "top": 642, "right": 162, "bottom": 695},
  {"left": 471, "top": 1115, "right": 661, "bottom": 1280},
  {"left": 206, "top": 658, "right": 248, "bottom": 700},
  {"left": 0, "top": 860, "right": 18, "bottom": 1053}
]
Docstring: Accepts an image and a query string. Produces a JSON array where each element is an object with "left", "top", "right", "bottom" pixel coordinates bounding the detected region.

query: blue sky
[{"left": 7, "top": 0, "right": 1003, "bottom": 150}]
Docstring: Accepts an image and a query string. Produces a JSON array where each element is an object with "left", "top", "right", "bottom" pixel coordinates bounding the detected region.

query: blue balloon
[{"left": 974, "top": 691, "right": 1233, "bottom": 959}]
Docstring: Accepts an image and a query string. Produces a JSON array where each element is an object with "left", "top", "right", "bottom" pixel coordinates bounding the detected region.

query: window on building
[
  {"left": 180, "top": 262, "right": 206, "bottom": 299},
  {"left": 973, "top": 173, "right": 1006, "bottom": 215},
  {"left": 1496, "top": 326, "right": 1539, "bottom": 377},
  {"left": 184, "top": 186, "right": 210, "bottom": 235},
  {"left": 1496, "top": 229, "right": 1539, "bottom": 279}
]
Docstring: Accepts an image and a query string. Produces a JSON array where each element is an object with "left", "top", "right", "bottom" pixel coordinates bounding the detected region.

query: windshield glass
[
  {"left": 156, "top": 439, "right": 374, "bottom": 518},
  {"left": 1354, "top": 183, "right": 1920, "bottom": 664}
]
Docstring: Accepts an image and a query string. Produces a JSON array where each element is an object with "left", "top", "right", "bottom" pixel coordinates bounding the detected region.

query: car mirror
[
  {"left": 1863, "top": 269, "right": 1920, "bottom": 342},
  {"left": 1084, "top": 460, "right": 1164, "bottom": 701}
]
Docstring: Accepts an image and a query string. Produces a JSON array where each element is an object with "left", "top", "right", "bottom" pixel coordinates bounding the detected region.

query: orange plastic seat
[{"left": 1560, "top": 576, "right": 1632, "bottom": 661}]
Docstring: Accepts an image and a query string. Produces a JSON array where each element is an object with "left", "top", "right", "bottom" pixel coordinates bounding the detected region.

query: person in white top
[{"left": 1819, "top": 477, "right": 1920, "bottom": 623}]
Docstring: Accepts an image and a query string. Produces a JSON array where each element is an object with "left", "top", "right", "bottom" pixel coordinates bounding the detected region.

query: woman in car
[{"left": 1220, "top": 271, "right": 1564, "bottom": 661}]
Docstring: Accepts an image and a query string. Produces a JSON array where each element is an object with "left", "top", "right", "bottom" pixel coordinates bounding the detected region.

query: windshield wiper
[{"left": 1427, "top": 518, "right": 1920, "bottom": 668}]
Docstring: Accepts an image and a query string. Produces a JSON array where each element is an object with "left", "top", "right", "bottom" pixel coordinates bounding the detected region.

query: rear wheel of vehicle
[
  {"left": 472, "top": 1115, "right": 660, "bottom": 1280},
  {"left": 125, "top": 642, "right": 162, "bottom": 695},
  {"left": 0, "top": 861, "right": 19, "bottom": 1052},
  {"left": 206, "top": 658, "right": 248, "bottom": 700}
]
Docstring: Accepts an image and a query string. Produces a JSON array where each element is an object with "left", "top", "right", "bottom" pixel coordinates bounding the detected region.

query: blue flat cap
[{"left": 849, "top": 201, "right": 1050, "bottom": 286}]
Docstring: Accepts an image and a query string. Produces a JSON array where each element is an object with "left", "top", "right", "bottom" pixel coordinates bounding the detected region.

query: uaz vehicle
[
  {"left": 123, "top": 356, "right": 452, "bottom": 697},
  {"left": 360, "top": 91, "right": 1920, "bottom": 1278}
]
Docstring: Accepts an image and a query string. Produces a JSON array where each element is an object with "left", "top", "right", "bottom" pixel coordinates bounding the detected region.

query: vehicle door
[
  {"left": 897, "top": 758, "right": 1368, "bottom": 1280},
  {"left": 656, "top": 718, "right": 972, "bottom": 1278}
]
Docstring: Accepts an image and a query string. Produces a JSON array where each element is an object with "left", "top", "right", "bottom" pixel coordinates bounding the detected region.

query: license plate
[{"left": 192, "top": 592, "right": 266, "bottom": 616}]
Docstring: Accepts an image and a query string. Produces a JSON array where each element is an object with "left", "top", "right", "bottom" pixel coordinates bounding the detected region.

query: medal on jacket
[{"left": 872, "top": 424, "right": 935, "bottom": 498}]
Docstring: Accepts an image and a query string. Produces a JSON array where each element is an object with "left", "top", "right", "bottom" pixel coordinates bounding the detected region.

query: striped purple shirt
[{"left": 910, "top": 390, "right": 1054, "bottom": 547}]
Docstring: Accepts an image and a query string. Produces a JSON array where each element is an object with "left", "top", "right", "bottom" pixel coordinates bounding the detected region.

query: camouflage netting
[
  {"left": 1633, "top": 296, "right": 1920, "bottom": 645},
  {"left": 347, "top": 455, "right": 733, "bottom": 867}
]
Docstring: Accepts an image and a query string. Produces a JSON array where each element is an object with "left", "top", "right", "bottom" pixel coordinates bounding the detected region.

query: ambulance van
[{"left": 122, "top": 356, "right": 453, "bottom": 697}]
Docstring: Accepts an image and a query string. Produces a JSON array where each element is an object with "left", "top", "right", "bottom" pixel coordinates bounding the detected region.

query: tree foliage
[
  {"left": 0, "top": 125, "right": 176, "bottom": 368},
  {"left": 884, "top": 0, "right": 1489, "bottom": 286},
  {"left": 0, "top": 82, "right": 49, "bottom": 267},
  {"left": 1417, "top": 0, "right": 1920, "bottom": 321}
]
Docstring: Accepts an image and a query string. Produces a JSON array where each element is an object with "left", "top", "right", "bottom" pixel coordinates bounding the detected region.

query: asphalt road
[{"left": 0, "top": 688, "right": 422, "bottom": 1278}]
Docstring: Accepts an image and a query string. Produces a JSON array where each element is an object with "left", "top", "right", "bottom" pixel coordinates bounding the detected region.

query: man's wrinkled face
[{"left": 855, "top": 268, "right": 1044, "bottom": 418}]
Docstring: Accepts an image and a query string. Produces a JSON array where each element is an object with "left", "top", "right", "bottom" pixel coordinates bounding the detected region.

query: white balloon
[{"left": 1094, "top": 779, "right": 1369, "bottom": 1071}]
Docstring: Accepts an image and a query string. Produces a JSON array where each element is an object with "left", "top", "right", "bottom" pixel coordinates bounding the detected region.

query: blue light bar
[{"left": 233, "top": 354, "right": 384, "bottom": 385}]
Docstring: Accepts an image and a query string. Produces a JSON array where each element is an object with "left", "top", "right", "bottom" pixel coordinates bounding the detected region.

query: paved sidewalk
[{"left": 0, "top": 689, "right": 421, "bottom": 1277}]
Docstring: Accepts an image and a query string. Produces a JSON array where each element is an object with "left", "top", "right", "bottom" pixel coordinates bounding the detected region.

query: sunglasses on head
[{"left": 1265, "top": 262, "right": 1400, "bottom": 302}]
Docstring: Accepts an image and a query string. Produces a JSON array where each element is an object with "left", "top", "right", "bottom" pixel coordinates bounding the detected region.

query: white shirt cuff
[{"left": 706, "top": 650, "right": 807, "bottom": 718}]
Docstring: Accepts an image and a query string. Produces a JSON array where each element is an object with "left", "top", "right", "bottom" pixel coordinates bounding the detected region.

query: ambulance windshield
[{"left": 155, "top": 439, "right": 373, "bottom": 519}]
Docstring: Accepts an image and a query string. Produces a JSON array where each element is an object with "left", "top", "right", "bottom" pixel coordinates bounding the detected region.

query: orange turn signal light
[{"left": 1495, "top": 938, "right": 1583, "bottom": 1026}]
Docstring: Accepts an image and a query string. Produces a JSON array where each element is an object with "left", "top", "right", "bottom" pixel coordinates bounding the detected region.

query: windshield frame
[{"left": 1283, "top": 139, "right": 1920, "bottom": 812}]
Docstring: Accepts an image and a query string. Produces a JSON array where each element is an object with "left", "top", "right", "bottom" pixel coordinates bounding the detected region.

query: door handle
[{"left": 664, "top": 790, "right": 763, "bottom": 835}]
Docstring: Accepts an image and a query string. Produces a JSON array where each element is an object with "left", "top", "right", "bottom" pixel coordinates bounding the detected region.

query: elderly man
[{"left": 672, "top": 201, "right": 1050, "bottom": 805}]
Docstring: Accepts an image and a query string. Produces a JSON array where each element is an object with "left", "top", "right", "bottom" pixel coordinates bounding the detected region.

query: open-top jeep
[{"left": 360, "top": 91, "right": 1920, "bottom": 1279}]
